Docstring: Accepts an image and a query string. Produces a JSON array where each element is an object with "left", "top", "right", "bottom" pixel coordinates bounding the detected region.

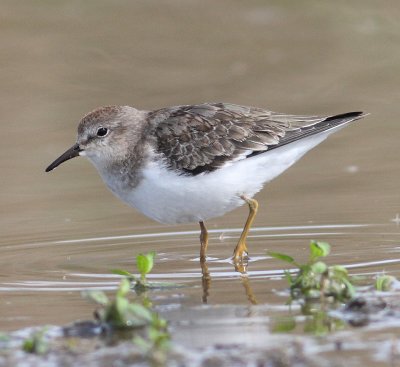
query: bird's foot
[
  {"left": 232, "top": 244, "right": 249, "bottom": 274},
  {"left": 233, "top": 257, "right": 249, "bottom": 274}
]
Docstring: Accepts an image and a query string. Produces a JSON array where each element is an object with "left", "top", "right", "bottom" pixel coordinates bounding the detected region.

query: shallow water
[{"left": 1, "top": 0, "right": 400, "bottom": 365}]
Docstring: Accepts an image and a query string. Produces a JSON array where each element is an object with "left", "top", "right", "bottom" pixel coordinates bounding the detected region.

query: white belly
[{"left": 108, "top": 128, "right": 339, "bottom": 224}]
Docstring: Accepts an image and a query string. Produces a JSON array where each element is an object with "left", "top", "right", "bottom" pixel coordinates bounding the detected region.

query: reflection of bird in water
[
  {"left": 200, "top": 261, "right": 257, "bottom": 305},
  {"left": 241, "top": 275, "right": 258, "bottom": 305},
  {"left": 200, "top": 261, "right": 211, "bottom": 304}
]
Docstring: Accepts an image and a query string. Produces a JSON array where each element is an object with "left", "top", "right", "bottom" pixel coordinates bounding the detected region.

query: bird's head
[{"left": 45, "top": 106, "right": 146, "bottom": 172}]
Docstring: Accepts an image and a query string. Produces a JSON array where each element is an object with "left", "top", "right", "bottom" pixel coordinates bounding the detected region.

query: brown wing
[{"left": 147, "top": 102, "right": 363, "bottom": 175}]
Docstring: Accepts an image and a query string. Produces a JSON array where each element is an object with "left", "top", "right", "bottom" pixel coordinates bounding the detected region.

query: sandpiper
[{"left": 46, "top": 103, "right": 366, "bottom": 262}]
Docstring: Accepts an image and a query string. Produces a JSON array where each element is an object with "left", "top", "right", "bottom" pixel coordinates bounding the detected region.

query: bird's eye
[{"left": 96, "top": 127, "right": 109, "bottom": 137}]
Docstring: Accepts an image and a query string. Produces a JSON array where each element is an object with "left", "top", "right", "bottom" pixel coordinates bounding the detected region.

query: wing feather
[{"left": 146, "top": 103, "right": 364, "bottom": 175}]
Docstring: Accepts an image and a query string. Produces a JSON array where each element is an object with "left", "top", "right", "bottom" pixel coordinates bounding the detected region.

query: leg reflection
[
  {"left": 200, "top": 260, "right": 211, "bottom": 304},
  {"left": 241, "top": 274, "right": 257, "bottom": 305},
  {"left": 199, "top": 260, "right": 258, "bottom": 305}
]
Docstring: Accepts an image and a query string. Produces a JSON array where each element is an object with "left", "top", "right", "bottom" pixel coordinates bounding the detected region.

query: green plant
[
  {"left": 83, "top": 278, "right": 156, "bottom": 328},
  {"left": 112, "top": 252, "right": 180, "bottom": 293},
  {"left": 269, "top": 241, "right": 355, "bottom": 302},
  {"left": 375, "top": 275, "right": 397, "bottom": 291},
  {"left": 83, "top": 250, "right": 172, "bottom": 351},
  {"left": 112, "top": 252, "right": 155, "bottom": 292},
  {"left": 83, "top": 277, "right": 170, "bottom": 363},
  {"left": 22, "top": 327, "right": 49, "bottom": 355},
  {"left": 133, "top": 313, "right": 170, "bottom": 354},
  {"left": 136, "top": 252, "right": 156, "bottom": 282}
]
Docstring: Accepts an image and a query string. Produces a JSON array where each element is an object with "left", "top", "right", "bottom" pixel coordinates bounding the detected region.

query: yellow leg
[
  {"left": 199, "top": 221, "right": 209, "bottom": 261},
  {"left": 233, "top": 196, "right": 259, "bottom": 261}
]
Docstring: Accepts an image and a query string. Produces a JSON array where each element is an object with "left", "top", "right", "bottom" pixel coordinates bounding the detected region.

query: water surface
[{"left": 1, "top": 1, "right": 400, "bottom": 365}]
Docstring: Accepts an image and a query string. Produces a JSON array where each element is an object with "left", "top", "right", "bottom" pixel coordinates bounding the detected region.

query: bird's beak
[{"left": 45, "top": 143, "right": 82, "bottom": 172}]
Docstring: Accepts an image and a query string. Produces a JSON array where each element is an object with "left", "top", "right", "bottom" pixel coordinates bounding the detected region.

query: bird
[{"left": 46, "top": 103, "right": 366, "bottom": 263}]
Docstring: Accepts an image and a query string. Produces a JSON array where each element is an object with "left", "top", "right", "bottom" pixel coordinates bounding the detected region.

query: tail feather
[{"left": 268, "top": 111, "right": 367, "bottom": 151}]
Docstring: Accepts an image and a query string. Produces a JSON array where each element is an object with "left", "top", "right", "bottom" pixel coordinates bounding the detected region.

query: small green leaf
[
  {"left": 129, "top": 303, "right": 153, "bottom": 322},
  {"left": 310, "top": 241, "right": 330, "bottom": 259},
  {"left": 375, "top": 275, "right": 396, "bottom": 291},
  {"left": 311, "top": 261, "right": 327, "bottom": 274},
  {"left": 117, "top": 278, "right": 131, "bottom": 297},
  {"left": 22, "top": 329, "right": 48, "bottom": 355},
  {"left": 268, "top": 251, "right": 295, "bottom": 264},
  {"left": 331, "top": 265, "right": 348, "bottom": 276},
  {"left": 341, "top": 278, "right": 356, "bottom": 298},
  {"left": 112, "top": 269, "right": 135, "bottom": 278},
  {"left": 82, "top": 290, "right": 109, "bottom": 306},
  {"left": 115, "top": 294, "right": 130, "bottom": 313},
  {"left": 136, "top": 252, "right": 155, "bottom": 279},
  {"left": 107, "top": 296, "right": 131, "bottom": 327},
  {"left": 22, "top": 339, "right": 34, "bottom": 353}
]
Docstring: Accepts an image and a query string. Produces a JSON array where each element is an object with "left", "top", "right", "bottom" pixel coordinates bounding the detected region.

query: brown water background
[{"left": 1, "top": 1, "right": 400, "bottom": 364}]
